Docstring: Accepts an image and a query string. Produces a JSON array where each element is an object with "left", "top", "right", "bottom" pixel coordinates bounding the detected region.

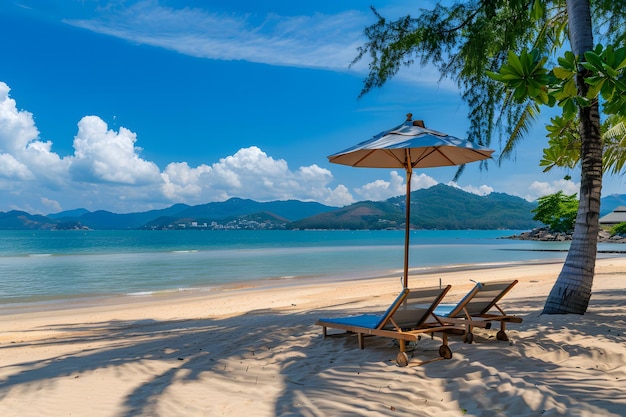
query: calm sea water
[{"left": 0, "top": 229, "right": 624, "bottom": 304}]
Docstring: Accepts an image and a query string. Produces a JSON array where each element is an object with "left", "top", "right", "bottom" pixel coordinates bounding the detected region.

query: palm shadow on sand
[{"left": 0, "top": 288, "right": 625, "bottom": 416}]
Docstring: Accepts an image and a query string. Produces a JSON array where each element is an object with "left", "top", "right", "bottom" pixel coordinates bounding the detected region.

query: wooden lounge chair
[
  {"left": 434, "top": 279, "right": 523, "bottom": 343},
  {"left": 316, "top": 285, "right": 463, "bottom": 366}
]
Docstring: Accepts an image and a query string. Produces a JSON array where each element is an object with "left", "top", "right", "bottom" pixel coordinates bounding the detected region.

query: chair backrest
[
  {"left": 447, "top": 280, "right": 519, "bottom": 318},
  {"left": 371, "top": 288, "right": 409, "bottom": 329},
  {"left": 380, "top": 285, "right": 452, "bottom": 329}
]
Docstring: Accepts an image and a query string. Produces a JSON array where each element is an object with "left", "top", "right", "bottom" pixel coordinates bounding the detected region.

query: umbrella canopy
[{"left": 328, "top": 114, "right": 494, "bottom": 287}]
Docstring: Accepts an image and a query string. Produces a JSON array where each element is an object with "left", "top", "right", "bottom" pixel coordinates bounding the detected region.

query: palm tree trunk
[{"left": 543, "top": 0, "right": 602, "bottom": 315}]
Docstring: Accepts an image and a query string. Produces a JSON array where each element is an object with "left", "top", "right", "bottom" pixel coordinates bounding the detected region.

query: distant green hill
[
  {"left": 0, "top": 210, "right": 57, "bottom": 230},
  {"left": 43, "top": 199, "right": 333, "bottom": 230},
  {"left": 50, "top": 204, "right": 192, "bottom": 230},
  {"left": 292, "top": 184, "right": 539, "bottom": 230},
  {"left": 173, "top": 198, "right": 332, "bottom": 222},
  {"left": 290, "top": 201, "right": 404, "bottom": 230},
  {"left": 404, "top": 184, "right": 539, "bottom": 229},
  {"left": 47, "top": 208, "right": 91, "bottom": 219}
]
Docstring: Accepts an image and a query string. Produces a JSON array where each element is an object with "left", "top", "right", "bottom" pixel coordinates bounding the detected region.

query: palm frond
[
  {"left": 603, "top": 120, "right": 626, "bottom": 175},
  {"left": 604, "top": 121, "right": 626, "bottom": 139},
  {"left": 498, "top": 102, "right": 539, "bottom": 164}
]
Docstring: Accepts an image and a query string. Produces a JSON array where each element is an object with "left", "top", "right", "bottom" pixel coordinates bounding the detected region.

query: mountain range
[
  {"left": 290, "top": 186, "right": 528, "bottom": 230},
  {"left": 2, "top": 184, "right": 624, "bottom": 231}
]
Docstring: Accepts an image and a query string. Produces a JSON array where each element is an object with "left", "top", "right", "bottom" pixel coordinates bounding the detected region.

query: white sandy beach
[{"left": 1, "top": 258, "right": 626, "bottom": 416}]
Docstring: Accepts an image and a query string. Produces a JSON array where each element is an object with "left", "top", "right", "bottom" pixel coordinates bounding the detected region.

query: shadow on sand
[{"left": 1, "top": 288, "right": 625, "bottom": 416}]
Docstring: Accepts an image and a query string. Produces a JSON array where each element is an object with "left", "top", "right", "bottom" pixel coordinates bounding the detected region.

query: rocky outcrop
[{"left": 506, "top": 227, "right": 626, "bottom": 243}]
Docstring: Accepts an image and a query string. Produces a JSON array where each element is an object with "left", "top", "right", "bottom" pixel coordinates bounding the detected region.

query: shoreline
[
  {"left": 2, "top": 258, "right": 626, "bottom": 416},
  {"left": 5, "top": 228, "right": 625, "bottom": 307},
  {"left": 1, "top": 256, "right": 622, "bottom": 340},
  {"left": 0, "top": 256, "right": 575, "bottom": 315}
]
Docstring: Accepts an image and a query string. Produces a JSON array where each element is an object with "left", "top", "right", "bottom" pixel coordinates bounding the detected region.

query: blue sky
[{"left": 1, "top": 0, "right": 623, "bottom": 214}]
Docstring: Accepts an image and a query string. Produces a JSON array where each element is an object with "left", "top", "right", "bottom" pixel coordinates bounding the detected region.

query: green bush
[
  {"left": 532, "top": 191, "right": 578, "bottom": 233},
  {"left": 611, "top": 222, "right": 626, "bottom": 235}
]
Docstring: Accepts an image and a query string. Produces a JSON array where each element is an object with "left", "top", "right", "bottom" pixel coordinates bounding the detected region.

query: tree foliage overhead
[
  {"left": 490, "top": 44, "right": 626, "bottom": 119},
  {"left": 540, "top": 115, "right": 626, "bottom": 174},
  {"left": 351, "top": 0, "right": 626, "bottom": 315},
  {"left": 489, "top": 41, "right": 626, "bottom": 179},
  {"left": 352, "top": 0, "right": 626, "bottom": 164},
  {"left": 603, "top": 117, "right": 626, "bottom": 174},
  {"left": 353, "top": 1, "right": 557, "bottom": 161}
]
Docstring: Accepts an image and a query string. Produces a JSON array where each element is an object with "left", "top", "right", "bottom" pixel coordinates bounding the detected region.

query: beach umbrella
[{"left": 328, "top": 114, "right": 494, "bottom": 288}]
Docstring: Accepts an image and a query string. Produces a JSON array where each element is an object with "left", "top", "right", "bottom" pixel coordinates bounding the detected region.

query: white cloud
[
  {"left": 0, "top": 153, "right": 33, "bottom": 181},
  {"left": 324, "top": 184, "right": 354, "bottom": 207},
  {"left": 525, "top": 179, "right": 580, "bottom": 201},
  {"left": 40, "top": 197, "right": 62, "bottom": 213},
  {"left": 355, "top": 171, "right": 439, "bottom": 201},
  {"left": 0, "top": 82, "right": 349, "bottom": 211},
  {"left": 22, "top": 139, "right": 70, "bottom": 188},
  {"left": 161, "top": 162, "right": 212, "bottom": 201},
  {"left": 0, "top": 80, "right": 483, "bottom": 213},
  {"left": 410, "top": 173, "right": 439, "bottom": 191},
  {"left": 161, "top": 146, "right": 340, "bottom": 205},
  {"left": 355, "top": 171, "right": 404, "bottom": 201},
  {"left": 69, "top": 116, "right": 162, "bottom": 185},
  {"left": 0, "top": 82, "right": 40, "bottom": 153},
  {"left": 0, "top": 82, "right": 68, "bottom": 187},
  {"left": 447, "top": 181, "right": 494, "bottom": 196}
]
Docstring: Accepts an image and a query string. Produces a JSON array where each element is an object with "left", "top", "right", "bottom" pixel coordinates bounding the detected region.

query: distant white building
[{"left": 599, "top": 206, "right": 626, "bottom": 226}]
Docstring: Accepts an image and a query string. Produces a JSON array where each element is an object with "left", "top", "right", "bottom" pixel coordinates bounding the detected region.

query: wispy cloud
[
  {"left": 63, "top": 0, "right": 455, "bottom": 90},
  {"left": 65, "top": 1, "right": 366, "bottom": 71}
]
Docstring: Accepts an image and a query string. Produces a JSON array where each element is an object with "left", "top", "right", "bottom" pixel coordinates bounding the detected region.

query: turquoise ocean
[{"left": 1, "top": 229, "right": 624, "bottom": 305}]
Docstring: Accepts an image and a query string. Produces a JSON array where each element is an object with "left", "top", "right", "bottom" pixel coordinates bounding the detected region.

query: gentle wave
[
  {"left": 127, "top": 291, "right": 155, "bottom": 296},
  {"left": 126, "top": 286, "right": 214, "bottom": 297}
]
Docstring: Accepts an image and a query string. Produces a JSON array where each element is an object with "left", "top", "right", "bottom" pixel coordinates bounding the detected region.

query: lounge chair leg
[
  {"left": 322, "top": 327, "right": 327, "bottom": 338},
  {"left": 399, "top": 339, "right": 406, "bottom": 352},
  {"left": 358, "top": 333, "right": 365, "bottom": 349},
  {"left": 464, "top": 324, "right": 474, "bottom": 344},
  {"left": 439, "top": 333, "right": 453, "bottom": 359},
  {"left": 438, "top": 345, "right": 453, "bottom": 359},
  {"left": 496, "top": 322, "right": 508, "bottom": 341},
  {"left": 396, "top": 352, "right": 409, "bottom": 367}
]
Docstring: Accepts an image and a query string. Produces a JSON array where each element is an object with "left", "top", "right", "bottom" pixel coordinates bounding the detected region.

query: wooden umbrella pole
[{"left": 403, "top": 153, "right": 412, "bottom": 288}]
